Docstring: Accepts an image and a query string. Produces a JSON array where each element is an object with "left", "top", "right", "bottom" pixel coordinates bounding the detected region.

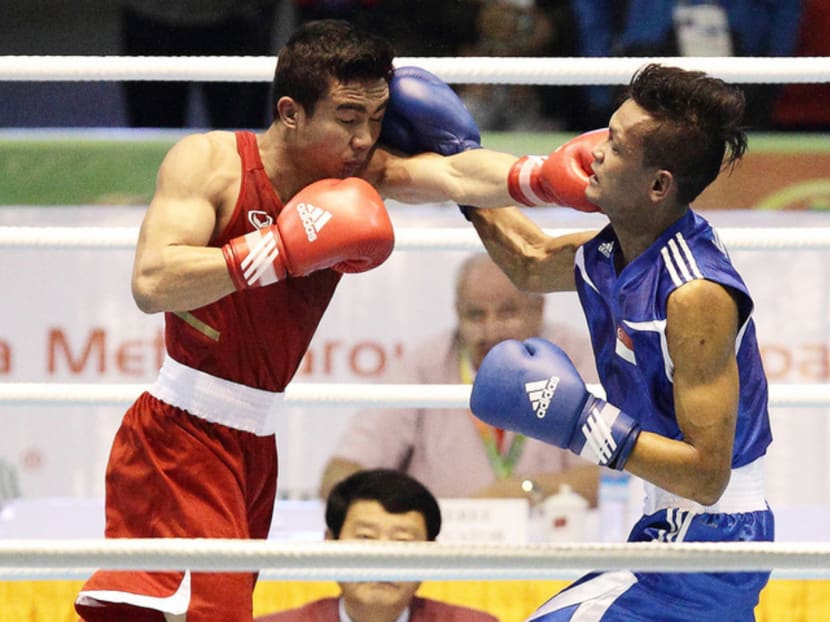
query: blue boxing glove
[
  {"left": 471, "top": 338, "right": 640, "bottom": 470},
  {"left": 380, "top": 65, "right": 481, "bottom": 156},
  {"left": 380, "top": 66, "right": 481, "bottom": 221}
]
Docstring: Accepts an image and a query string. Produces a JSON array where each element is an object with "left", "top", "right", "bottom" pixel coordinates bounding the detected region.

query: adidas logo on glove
[
  {"left": 296, "top": 202, "right": 332, "bottom": 242},
  {"left": 598, "top": 241, "right": 614, "bottom": 258},
  {"left": 525, "top": 376, "right": 559, "bottom": 419}
]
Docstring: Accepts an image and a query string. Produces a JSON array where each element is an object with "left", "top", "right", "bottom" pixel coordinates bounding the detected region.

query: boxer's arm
[
  {"left": 470, "top": 206, "right": 594, "bottom": 293},
  {"left": 623, "top": 280, "right": 740, "bottom": 505},
  {"left": 371, "top": 132, "right": 604, "bottom": 212},
  {"left": 132, "top": 133, "right": 239, "bottom": 314},
  {"left": 369, "top": 147, "right": 518, "bottom": 207},
  {"left": 366, "top": 149, "right": 595, "bottom": 294}
]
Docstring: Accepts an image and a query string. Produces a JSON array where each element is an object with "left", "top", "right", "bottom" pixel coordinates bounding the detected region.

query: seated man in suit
[{"left": 256, "top": 468, "right": 498, "bottom": 622}]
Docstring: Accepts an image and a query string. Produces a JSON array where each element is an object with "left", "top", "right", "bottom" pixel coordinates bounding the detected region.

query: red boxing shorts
[{"left": 75, "top": 392, "right": 278, "bottom": 621}]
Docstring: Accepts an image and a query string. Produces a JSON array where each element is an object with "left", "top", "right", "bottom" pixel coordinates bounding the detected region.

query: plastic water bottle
[
  {"left": 598, "top": 470, "right": 633, "bottom": 542},
  {"left": 542, "top": 484, "right": 589, "bottom": 542},
  {"left": 522, "top": 479, "right": 547, "bottom": 543}
]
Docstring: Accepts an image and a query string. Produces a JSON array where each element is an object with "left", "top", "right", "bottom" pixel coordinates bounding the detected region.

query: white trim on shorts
[
  {"left": 149, "top": 354, "right": 283, "bottom": 436},
  {"left": 76, "top": 569, "right": 191, "bottom": 615},
  {"left": 643, "top": 457, "right": 767, "bottom": 515},
  {"left": 527, "top": 571, "right": 638, "bottom": 622}
]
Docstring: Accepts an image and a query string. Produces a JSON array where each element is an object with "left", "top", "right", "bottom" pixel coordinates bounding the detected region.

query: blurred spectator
[
  {"left": 294, "top": 0, "right": 479, "bottom": 56},
  {"left": 458, "top": 0, "right": 583, "bottom": 131},
  {"left": 294, "top": 1, "right": 586, "bottom": 131},
  {"left": 772, "top": 0, "right": 830, "bottom": 132},
  {"left": 119, "top": 0, "right": 282, "bottom": 128},
  {"left": 724, "top": 0, "right": 802, "bottom": 129},
  {"left": 257, "top": 469, "right": 499, "bottom": 622},
  {"left": 569, "top": 0, "right": 802, "bottom": 129},
  {"left": 319, "top": 253, "right": 599, "bottom": 506},
  {"left": 292, "top": 0, "right": 370, "bottom": 24}
]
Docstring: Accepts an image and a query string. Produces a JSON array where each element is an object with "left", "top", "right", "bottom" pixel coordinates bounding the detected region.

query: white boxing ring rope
[
  {"left": 3, "top": 540, "right": 830, "bottom": 582},
  {"left": 2, "top": 55, "right": 830, "bottom": 84},
  {"left": 2, "top": 381, "right": 830, "bottom": 410},
  {"left": 3, "top": 225, "right": 830, "bottom": 252},
  {"left": 3, "top": 56, "right": 830, "bottom": 585}
]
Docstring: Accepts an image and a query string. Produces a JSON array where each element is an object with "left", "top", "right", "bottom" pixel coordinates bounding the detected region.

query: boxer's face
[
  {"left": 292, "top": 77, "right": 389, "bottom": 180},
  {"left": 585, "top": 98, "right": 659, "bottom": 218},
  {"left": 334, "top": 500, "right": 426, "bottom": 620}
]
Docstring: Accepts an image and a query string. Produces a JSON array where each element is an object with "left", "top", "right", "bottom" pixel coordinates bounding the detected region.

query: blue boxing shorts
[{"left": 527, "top": 463, "right": 774, "bottom": 622}]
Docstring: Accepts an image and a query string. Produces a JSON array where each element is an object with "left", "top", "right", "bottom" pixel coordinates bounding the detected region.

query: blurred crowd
[
  {"left": 2, "top": 1, "right": 827, "bottom": 131},
  {"left": 119, "top": 0, "right": 825, "bottom": 133}
]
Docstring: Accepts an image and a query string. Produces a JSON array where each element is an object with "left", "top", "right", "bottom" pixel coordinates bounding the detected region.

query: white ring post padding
[
  {"left": 0, "top": 382, "right": 828, "bottom": 409},
  {"left": 3, "top": 226, "right": 830, "bottom": 252},
  {"left": 2, "top": 56, "right": 830, "bottom": 84},
  {"left": 1, "top": 540, "right": 829, "bottom": 580}
]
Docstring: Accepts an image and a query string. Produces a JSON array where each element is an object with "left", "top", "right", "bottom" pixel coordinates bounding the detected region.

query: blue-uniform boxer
[
  {"left": 465, "top": 63, "right": 775, "bottom": 621},
  {"left": 474, "top": 212, "right": 773, "bottom": 622}
]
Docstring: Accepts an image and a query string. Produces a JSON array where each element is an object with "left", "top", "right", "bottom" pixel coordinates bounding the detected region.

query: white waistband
[
  {"left": 149, "top": 354, "right": 282, "bottom": 436},
  {"left": 643, "top": 458, "right": 767, "bottom": 515}
]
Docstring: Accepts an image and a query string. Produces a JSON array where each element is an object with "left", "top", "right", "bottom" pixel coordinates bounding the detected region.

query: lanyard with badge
[{"left": 460, "top": 347, "right": 526, "bottom": 480}]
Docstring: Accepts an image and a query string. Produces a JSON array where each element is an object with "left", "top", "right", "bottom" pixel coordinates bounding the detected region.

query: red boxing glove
[
  {"left": 223, "top": 178, "right": 394, "bottom": 290},
  {"left": 507, "top": 128, "right": 608, "bottom": 213}
]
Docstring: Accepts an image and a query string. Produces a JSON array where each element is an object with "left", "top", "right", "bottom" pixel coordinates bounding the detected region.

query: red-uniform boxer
[
  {"left": 76, "top": 19, "right": 601, "bottom": 622},
  {"left": 75, "top": 21, "right": 396, "bottom": 622}
]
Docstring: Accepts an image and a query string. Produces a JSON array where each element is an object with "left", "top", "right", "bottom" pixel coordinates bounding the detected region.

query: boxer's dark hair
[
  {"left": 272, "top": 19, "right": 395, "bottom": 119},
  {"left": 624, "top": 63, "right": 747, "bottom": 204},
  {"left": 325, "top": 468, "right": 441, "bottom": 541}
]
